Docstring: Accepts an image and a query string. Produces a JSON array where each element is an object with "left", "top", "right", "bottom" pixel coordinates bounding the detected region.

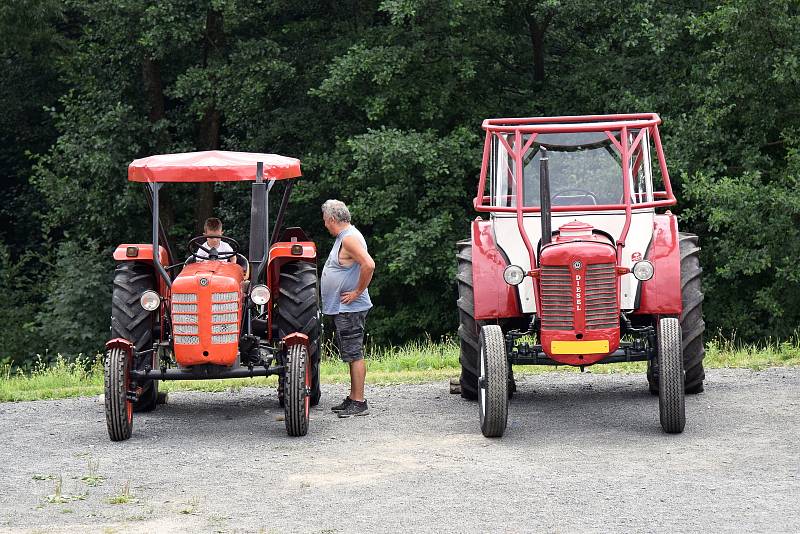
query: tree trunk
[
  {"left": 194, "top": 8, "right": 226, "bottom": 235},
  {"left": 141, "top": 56, "right": 175, "bottom": 251},
  {"left": 523, "top": 10, "right": 553, "bottom": 82}
]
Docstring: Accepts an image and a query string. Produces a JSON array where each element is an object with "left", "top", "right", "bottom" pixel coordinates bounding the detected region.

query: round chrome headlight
[
  {"left": 632, "top": 260, "right": 655, "bottom": 281},
  {"left": 250, "top": 284, "right": 271, "bottom": 305},
  {"left": 140, "top": 290, "right": 161, "bottom": 311},
  {"left": 503, "top": 265, "right": 526, "bottom": 286}
]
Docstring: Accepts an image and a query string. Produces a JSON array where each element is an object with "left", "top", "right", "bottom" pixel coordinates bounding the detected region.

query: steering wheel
[
  {"left": 551, "top": 188, "right": 599, "bottom": 206},
  {"left": 188, "top": 235, "right": 240, "bottom": 261}
]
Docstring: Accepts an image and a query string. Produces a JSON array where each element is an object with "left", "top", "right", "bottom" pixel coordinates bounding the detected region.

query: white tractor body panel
[{"left": 492, "top": 209, "right": 655, "bottom": 313}]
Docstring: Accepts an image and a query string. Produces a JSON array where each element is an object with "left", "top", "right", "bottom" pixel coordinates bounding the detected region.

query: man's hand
[{"left": 341, "top": 290, "right": 361, "bottom": 304}]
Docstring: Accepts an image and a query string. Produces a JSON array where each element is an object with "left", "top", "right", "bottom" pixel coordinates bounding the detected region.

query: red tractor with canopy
[
  {"left": 456, "top": 114, "right": 705, "bottom": 437},
  {"left": 105, "top": 151, "right": 321, "bottom": 440}
]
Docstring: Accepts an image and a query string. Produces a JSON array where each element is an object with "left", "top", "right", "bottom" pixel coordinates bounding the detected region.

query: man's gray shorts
[{"left": 333, "top": 311, "right": 369, "bottom": 363}]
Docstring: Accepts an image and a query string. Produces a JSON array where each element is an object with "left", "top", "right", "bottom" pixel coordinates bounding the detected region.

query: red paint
[
  {"left": 282, "top": 332, "right": 310, "bottom": 347},
  {"left": 128, "top": 150, "right": 301, "bottom": 183},
  {"left": 471, "top": 219, "right": 522, "bottom": 320},
  {"left": 633, "top": 214, "right": 682, "bottom": 315},
  {"left": 105, "top": 337, "right": 135, "bottom": 352},
  {"left": 171, "top": 261, "right": 245, "bottom": 367}
]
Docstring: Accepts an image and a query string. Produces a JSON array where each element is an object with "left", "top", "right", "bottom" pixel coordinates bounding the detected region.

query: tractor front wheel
[
  {"left": 648, "top": 233, "right": 706, "bottom": 395},
  {"left": 478, "top": 325, "right": 509, "bottom": 438},
  {"left": 283, "top": 344, "right": 310, "bottom": 437},
  {"left": 657, "top": 317, "right": 685, "bottom": 434},
  {"left": 104, "top": 347, "right": 133, "bottom": 441}
]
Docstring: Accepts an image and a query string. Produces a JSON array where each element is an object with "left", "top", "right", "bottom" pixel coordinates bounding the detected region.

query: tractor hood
[{"left": 170, "top": 261, "right": 245, "bottom": 367}]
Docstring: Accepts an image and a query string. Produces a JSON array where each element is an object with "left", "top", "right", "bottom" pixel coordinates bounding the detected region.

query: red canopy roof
[{"left": 128, "top": 150, "right": 302, "bottom": 183}]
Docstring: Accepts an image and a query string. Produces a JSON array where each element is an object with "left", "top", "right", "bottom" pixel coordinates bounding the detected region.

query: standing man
[{"left": 321, "top": 200, "right": 375, "bottom": 418}]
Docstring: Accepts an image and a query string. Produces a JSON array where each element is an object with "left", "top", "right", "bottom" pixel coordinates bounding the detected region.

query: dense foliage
[{"left": 2, "top": 0, "right": 799, "bottom": 366}]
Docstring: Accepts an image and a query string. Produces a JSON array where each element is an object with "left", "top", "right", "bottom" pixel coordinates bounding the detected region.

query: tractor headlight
[
  {"left": 632, "top": 260, "right": 655, "bottom": 281},
  {"left": 503, "top": 265, "right": 526, "bottom": 286},
  {"left": 250, "top": 284, "right": 271, "bottom": 305},
  {"left": 140, "top": 290, "right": 161, "bottom": 311}
]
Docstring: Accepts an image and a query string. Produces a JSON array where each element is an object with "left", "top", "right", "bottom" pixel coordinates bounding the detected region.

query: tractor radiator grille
[
  {"left": 172, "top": 293, "right": 199, "bottom": 344},
  {"left": 540, "top": 265, "right": 574, "bottom": 330},
  {"left": 584, "top": 263, "right": 618, "bottom": 330}
]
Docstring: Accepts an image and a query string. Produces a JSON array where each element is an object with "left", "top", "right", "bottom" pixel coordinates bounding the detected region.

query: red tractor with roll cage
[
  {"left": 105, "top": 151, "right": 321, "bottom": 440},
  {"left": 455, "top": 114, "right": 705, "bottom": 437}
]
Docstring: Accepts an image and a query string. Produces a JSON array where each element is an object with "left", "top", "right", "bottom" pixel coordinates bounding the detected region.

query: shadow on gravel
[
  {"left": 451, "top": 378, "right": 685, "bottom": 439},
  {"left": 100, "top": 391, "right": 296, "bottom": 441}
]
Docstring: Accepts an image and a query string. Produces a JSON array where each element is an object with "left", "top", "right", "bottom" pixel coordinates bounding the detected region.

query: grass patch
[
  {"left": 2, "top": 334, "right": 799, "bottom": 402},
  {"left": 107, "top": 481, "right": 136, "bottom": 505}
]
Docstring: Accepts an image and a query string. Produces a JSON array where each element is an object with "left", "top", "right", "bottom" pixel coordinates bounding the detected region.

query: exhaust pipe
[
  {"left": 540, "top": 147, "right": 552, "bottom": 245},
  {"left": 249, "top": 162, "right": 268, "bottom": 283}
]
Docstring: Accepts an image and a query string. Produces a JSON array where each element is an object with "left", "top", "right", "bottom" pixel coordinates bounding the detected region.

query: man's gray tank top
[{"left": 321, "top": 225, "right": 373, "bottom": 315}]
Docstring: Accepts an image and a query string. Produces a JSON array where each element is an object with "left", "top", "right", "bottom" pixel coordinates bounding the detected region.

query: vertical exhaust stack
[
  {"left": 540, "top": 147, "right": 552, "bottom": 246},
  {"left": 249, "top": 162, "right": 268, "bottom": 283}
]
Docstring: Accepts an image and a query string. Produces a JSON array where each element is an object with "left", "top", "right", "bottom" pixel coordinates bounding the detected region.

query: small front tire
[
  {"left": 478, "top": 325, "right": 509, "bottom": 438},
  {"left": 284, "top": 344, "right": 310, "bottom": 437},
  {"left": 104, "top": 347, "right": 133, "bottom": 441},
  {"left": 657, "top": 317, "right": 686, "bottom": 434}
]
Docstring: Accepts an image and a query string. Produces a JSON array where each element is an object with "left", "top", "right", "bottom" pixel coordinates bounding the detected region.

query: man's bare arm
[{"left": 340, "top": 234, "right": 375, "bottom": 304}]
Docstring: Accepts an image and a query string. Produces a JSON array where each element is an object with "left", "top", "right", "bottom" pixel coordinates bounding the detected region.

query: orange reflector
[
  {"left": 551, "top": 340, "right": 610, "bottom": 355},
  {"left": 291, "top": 244, "right": 303, "bottom": 255},
  {"left": 126, "top": 246, "right": 138, "bottom": 257}
]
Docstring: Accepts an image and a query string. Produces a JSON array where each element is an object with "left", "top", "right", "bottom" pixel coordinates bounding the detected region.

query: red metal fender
[
  {"left": 113, "top": 244, "right": 170, "bottom": 265},
  {"left": 113, "top": 244, "right": 172, "bottom": 298},
  {"left": 471, "top": 219, "right": 522, "bottom": 320},
  {"left": 282, "top": 332, "right": 310, "bottom": 348},
  {"left": 105, "top": 337, "right": 135, "bottom": 355},
  {"left": 633, "top": 213, "right": 682, "bottom": 316}
]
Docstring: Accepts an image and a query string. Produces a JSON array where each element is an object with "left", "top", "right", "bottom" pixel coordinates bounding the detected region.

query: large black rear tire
[
  {"left": 275, "top": 261, "right": 321, "bottom": 406},
  {"left": 647, "top": 233, "right": 706, "bottom": 395},
  {"left": 679, "top": 233, "right": 705, "bottom": 394},
  {"left": 284, "top": 344, "right": 310, "bottom": 437},
  {"left": 456, "top": 240, "right": 481, "bottom": 400},
  {"left": 111, "top": 262, "right": 158, "bottom": 412}
]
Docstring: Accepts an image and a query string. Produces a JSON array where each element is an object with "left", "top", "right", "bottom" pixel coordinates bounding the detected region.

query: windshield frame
[{"left": 475, "top": 114, "right": 675, "bottom": 214}]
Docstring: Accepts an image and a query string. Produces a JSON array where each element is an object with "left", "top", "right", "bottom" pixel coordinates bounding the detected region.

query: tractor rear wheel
[
  {"left": 275, "top": 261, "right": 321, "bottom": 407},
  {"left": 657, "top": 317, "right": 685, "bottom": 433},
  {"left": 478, "top": 325, "right": 509, "bottom": 437},
  {"left": 104, "top": 347, "right": 133, "bottom": 441},
  {"left": 647, "top": 233, "right": 706, "bottom": 395},
  {"left": 678, "top": 233, "right": 705, "bottom": 393},
  {"left": 456, "top": 240, "right": 515, "bottom": 400},
  {"left": 283, "top": 343, "right": 310, "bottom": 437},
  {"left": 111, "top": 262, "right": 158, "bottom": 412},
  {"left": 456, "top": 240, "right": 481, "bottom": 400}
]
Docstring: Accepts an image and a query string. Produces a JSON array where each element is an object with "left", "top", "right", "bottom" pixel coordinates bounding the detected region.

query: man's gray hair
[{"left": 321, "top": 199, "right": 351, "bottom": 223}]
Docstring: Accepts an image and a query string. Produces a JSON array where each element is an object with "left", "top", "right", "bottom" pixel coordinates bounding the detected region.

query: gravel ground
[{"left": 0, "top": 367, "right": 798, "bottom": 533}]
